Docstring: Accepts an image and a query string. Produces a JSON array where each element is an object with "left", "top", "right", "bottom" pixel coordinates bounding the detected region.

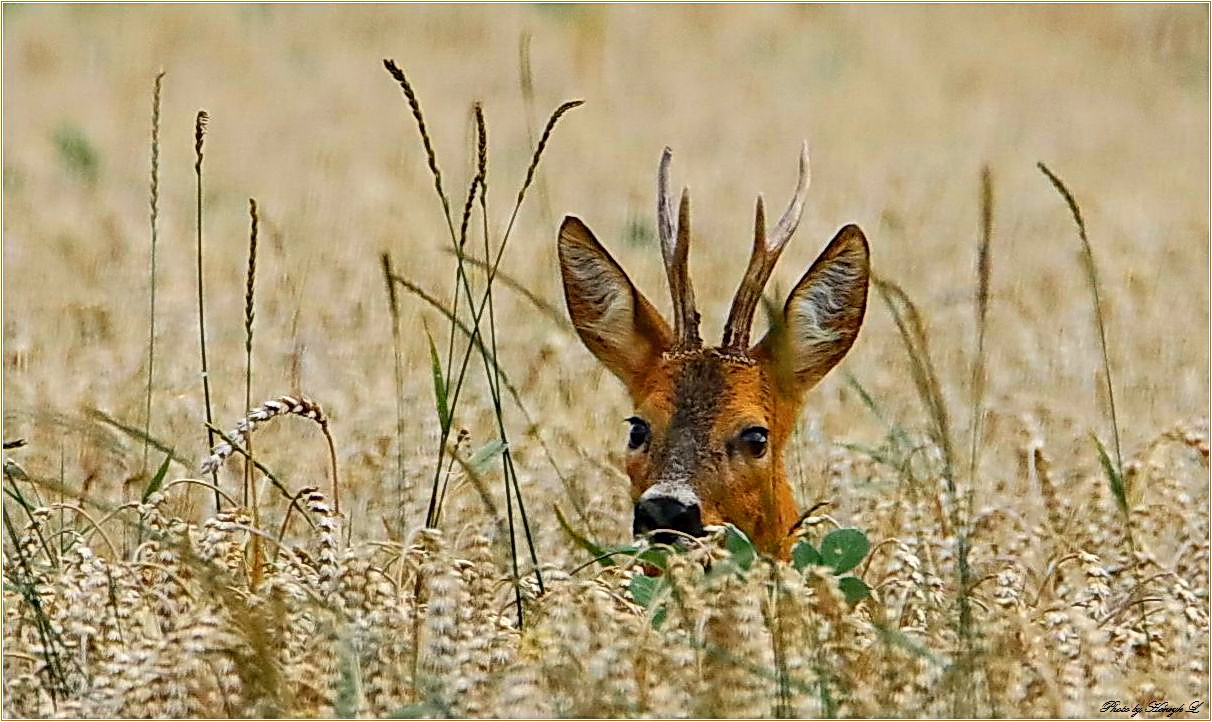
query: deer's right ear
[{"left": 558, "top": 216, "right": 672, "bottom": 389}]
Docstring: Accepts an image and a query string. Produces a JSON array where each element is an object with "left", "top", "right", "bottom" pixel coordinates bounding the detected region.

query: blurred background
[{"left": 3, "top": 5, "right": 1207, "bottom": 550}]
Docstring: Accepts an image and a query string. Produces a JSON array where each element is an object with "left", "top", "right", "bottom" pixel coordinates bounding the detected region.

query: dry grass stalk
[
  {"left": 379, "top": 253, "right": 409, "bottom": 537},
  {"left": 1037, "top": 162, "right": 1124, "bottom": 472},
  {"left": 382, "top": 58, "right": 456, "bottom": 240},
  {"left": 192, "top": 108, "right": 220, "bottom": 511},
  {"left": 2, "top": 465, "right": 1208, "bottom": 718},
  {"left": 244, "top": 198, "right": 261, "bottom": 584},
  {"left": 142, "top": 69, "right": 165, "bottom": 477},
  {"left": 200, "top": 395, "right": 341, "bottom": 514}
]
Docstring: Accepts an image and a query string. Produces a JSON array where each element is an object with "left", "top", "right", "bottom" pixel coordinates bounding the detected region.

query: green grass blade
[
  {"left": 629, "top": 573, "right": 665, "bottom": 607},
  {"left": 554, "top": 503, "right": 609, "bottom": 559},
  {"left": 1037, "top": 162, "right": 1123, "bottom": 473},
  {"left": 140, "top": 452, "right": 172, "bottom": 503},
  {"left": 1093, "top": 433, "right": 1128, "bottom": 515},
  {"left": 873, "top": 622, "right": 942, "bottom": 666},
  {"left": 4, "top": 483, "right": 33, "bottom": 516},
  {"left": 423, "top": 325, "right": 451, "bottom": 436}
]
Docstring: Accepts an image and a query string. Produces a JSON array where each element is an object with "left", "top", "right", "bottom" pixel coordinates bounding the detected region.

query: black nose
[{"left": 633, "top": 497, "right": 704, "bottom": 545}]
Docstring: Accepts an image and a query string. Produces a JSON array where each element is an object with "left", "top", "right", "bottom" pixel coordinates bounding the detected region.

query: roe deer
[{"left": 558, "top": 143, "right": 869, "bottom": 558}]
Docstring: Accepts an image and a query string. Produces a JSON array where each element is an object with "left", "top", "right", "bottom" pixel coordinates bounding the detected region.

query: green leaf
[
  {"left": 141, "top": 452, "right": 173, "bottom": 503},
  {"left": 652, "top": 606, "right": 668, "bottom": 628},
  {"left": 629, "top": 573, "right": 664, "bottom": 608},
  {"left": 1093, "top": 434, "right": 1128, "bottom": 515},
  {"left": 724, "top": 524, "right": 756, "bottom": 571},
  {"left": 423, "top": 325, "right": 451, "bottom": 435},
  {"left": 820, "top": 528, "right": 870, "bottom": 575},
  {"left": 629, "top": 573, "right": 669, "bottom": 629},
  {"left": 467, "top": 439, "right": 507, "bottom": 475},
  {"left": 634, "top": 545, "right": 670, "bottom": 571},
  {"left": 838, "top": 576, "right": 871, "bottom": 604},
  {"left": 791, "top": 540, "right": 823, "bottom": 571}
]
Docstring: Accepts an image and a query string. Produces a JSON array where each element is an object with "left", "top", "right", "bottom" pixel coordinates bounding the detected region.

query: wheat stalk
[
  {"left": 244, "top": 198, "right": 261, "bottom": 585},
  {"left": 193, "top": 109, "right": 220, "bottom": 511},
  {"left": 200, "top": 395, "right": 341, "bottom": 514},
  {"left": 142, "top": 69, "right": 165, "bottom": 477}
]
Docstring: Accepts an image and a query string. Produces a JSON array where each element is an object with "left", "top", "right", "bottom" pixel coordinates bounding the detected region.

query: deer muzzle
[{"left": 633, "top": 484, "right": 705, "bottom": 545}]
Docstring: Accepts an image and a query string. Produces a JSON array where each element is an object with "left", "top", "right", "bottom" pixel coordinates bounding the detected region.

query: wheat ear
[{"left": 201, "top": 395, "right": 341, "bottom": 514}]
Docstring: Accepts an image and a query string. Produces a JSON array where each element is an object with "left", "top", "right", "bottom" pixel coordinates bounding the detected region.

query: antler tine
[
  {"left": 657, "top": 148, "right": 701, "bottom": 350},
  {"left": 754, "top": 194, "right": 767, "bottom": 252},
  {"left": 676, "top": 187, "right": 701, "bottom": 348},
  {"left": 721, "top": 142, "right": 812, "bottom": 350},
  {"left": 657, "top": 147, "right": 676, "bottom": 265},
  {"left": 768, "top": 140, "right": 811, "bottom": 252}
]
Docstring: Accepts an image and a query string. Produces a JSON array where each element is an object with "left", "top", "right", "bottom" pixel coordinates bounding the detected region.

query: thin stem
[
  {"left": 967, "top": 168, "right": 993, "bottom": 495},
  {"left": 203, "top": 423, "right": 314, "bottom": 527},
  {"left": 161, "top": 478, "right": 240, "bottom": 508},
  {"left": 424, "top": 173, "right": 482, "bottom": 529},
  {"left": 380, "top": 253, "right": 409, "bottom": 537},
  {"left": 321, "top": 421, "right": 341, "bottom": 518},
  {"left": 244, "top": 199, "right": 259, "bottom": 508},
  {"left": 473, "top": 107, "right": 541, "bottom": 602},
  {"left": 387, "top": 272, "right": 578, "bottom": 522},
  {"left": 244, "top": 198, "right": 261, "bottom": 587},
  {"left": 274, "top": 486, "right": 319, "bottom": 563},
  {"left": 379, "top": 67, "right": 581, "bottom": 625},
  {"left": 143, "top": 69, "right": 164, "bottom": 477},
  {"left": 1037, "top": 161, "right": 1147, "bottom": 660},
  {"left": 194, "top": 109, "right": 220, "bottom": 512},
  {"left": 1036, "top": 162, "right": 1123, "bottom": 471}
]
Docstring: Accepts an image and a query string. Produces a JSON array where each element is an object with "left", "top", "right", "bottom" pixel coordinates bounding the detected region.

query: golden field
[{"left": 2, "top": 5, "right": 1208, "bottom": 718}]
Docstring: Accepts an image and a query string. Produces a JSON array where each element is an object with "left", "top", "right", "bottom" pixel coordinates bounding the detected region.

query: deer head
[{"left": 558, "top": 143, "right": 869, "bottom": 558}]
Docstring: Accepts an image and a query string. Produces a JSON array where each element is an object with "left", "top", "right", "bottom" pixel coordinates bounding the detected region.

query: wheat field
[{"left": 2, "top": 5, "right": 1209, "bottom": 718}]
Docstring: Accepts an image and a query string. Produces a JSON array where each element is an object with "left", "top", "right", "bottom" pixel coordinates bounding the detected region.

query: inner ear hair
[
  {"left": 558, "top": 216, "right": 672, "bottom": 387},
  {"left": 757, "top": 223, "right": 870, "bottom": 396}
]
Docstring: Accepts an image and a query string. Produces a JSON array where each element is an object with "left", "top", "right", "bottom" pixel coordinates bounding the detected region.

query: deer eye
[
  {"left": 625, "top": 417, "right": 651, "bottom": 451},
  {"left": 739, "top": 426, "right": 769, "bottom": 458}
]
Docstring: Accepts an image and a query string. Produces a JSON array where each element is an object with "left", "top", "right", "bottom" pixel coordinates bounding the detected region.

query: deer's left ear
[{"left": 755, "top": 224, "right": 869, "bottom": 398}]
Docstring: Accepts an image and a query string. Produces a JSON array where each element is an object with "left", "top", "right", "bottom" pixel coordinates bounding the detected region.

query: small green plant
[
  {"left": 609, "top": 523, "right": 874, "bottom": 629},
  {"left": 794, "top": 528, "right": 865, "bottom": 571},
  {"left": 792, "top": 527, "right": 872, "bottom": 604},
  {"left": 627, "top": 561, "right": 670, "bottom": 628}
]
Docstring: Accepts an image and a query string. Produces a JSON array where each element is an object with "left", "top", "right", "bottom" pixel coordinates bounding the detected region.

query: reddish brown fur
[
  {"left": 623, "top": 350, "right": 801, "bottom": 556},
  {"left": 559, "top": 192, "right": 868, "bottom": 560}
]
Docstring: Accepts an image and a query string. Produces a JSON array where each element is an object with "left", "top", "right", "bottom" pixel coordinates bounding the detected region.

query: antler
[
  {"left": 658, "top": 148, "right": 701, "bottom": 350},
  {"left": 721, "top": 142, "right": 811, "bottom": 351}
]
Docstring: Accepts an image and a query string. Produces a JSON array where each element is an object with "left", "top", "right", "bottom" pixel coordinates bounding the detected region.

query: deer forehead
[{"left": 638, "top": 350, "right": 773, "bottom": 435}]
